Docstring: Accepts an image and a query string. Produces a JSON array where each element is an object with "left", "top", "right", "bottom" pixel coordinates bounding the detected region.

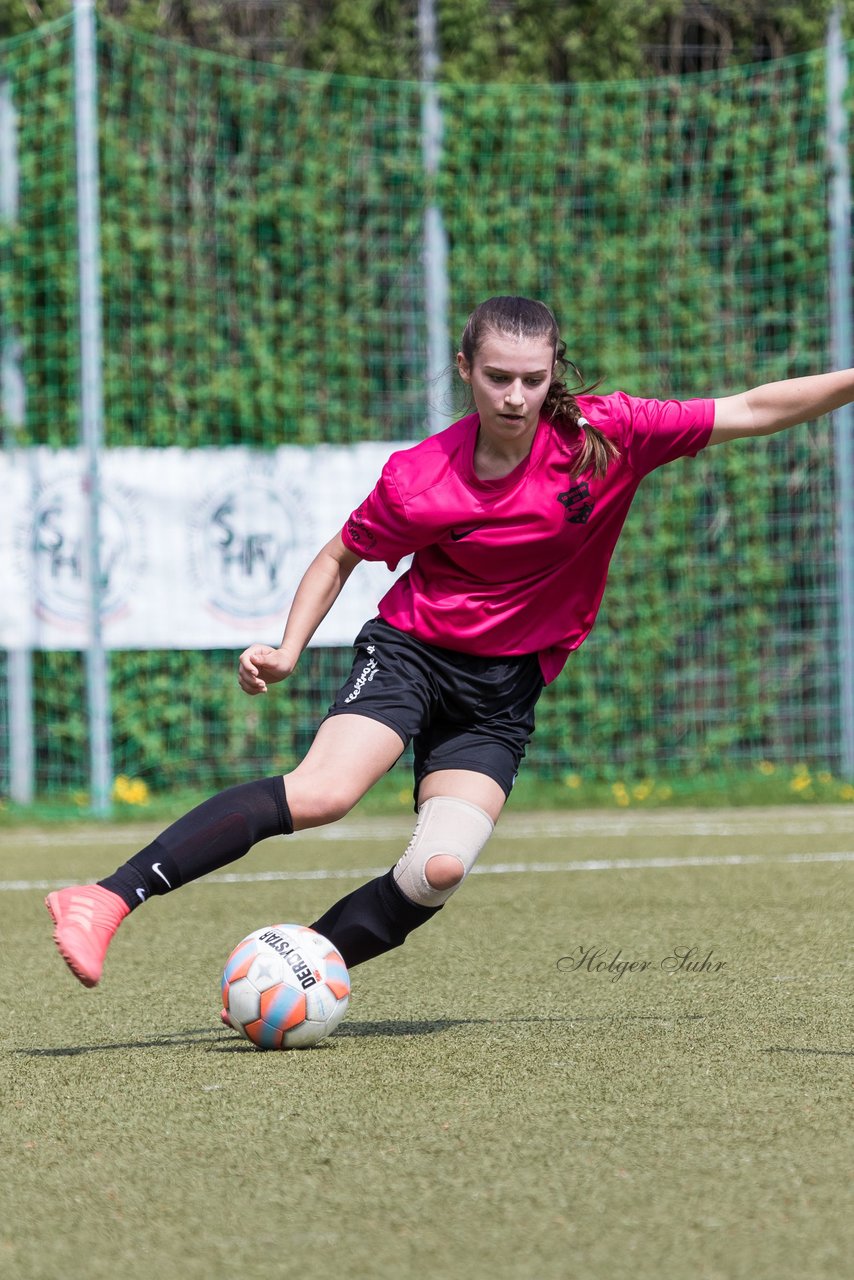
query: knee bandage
[{"left": 393, "top": 796, "right": 495, "bottom": 908}]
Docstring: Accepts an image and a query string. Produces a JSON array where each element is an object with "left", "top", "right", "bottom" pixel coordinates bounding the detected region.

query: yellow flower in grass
[
  {"left": 838, "top": 784, "right": 854, "bottom": 802},
  {"left": 632, "top": 780, "right": 653, "bottom": 802},
  {"left": 611, "top": 782, "right": 630, "bottom": 807},
  {"left": 112, "top": 775, "right": 150, "bottom": 806},
  {"left": 564, "top": 773, "right": 582, "bottom": 790},
  {"left": 130, "top": 779, "right": 149, "bottom": 805},
  {"left": 757, "top": 760, "right": 776, "bottom": 776},
  {"left": 789, "top": 773, "right": 812, "bottom": 794}
]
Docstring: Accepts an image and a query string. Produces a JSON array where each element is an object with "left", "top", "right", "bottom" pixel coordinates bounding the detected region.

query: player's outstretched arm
[
  {"left": 238, "top": 532, "right": 363, "bottom": 695},
  {"left": 708, "top": 368, "right": 854, "bottom": 445}
]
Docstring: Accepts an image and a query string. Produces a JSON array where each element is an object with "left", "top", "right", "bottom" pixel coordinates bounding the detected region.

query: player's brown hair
[{"left": 459, "top": 295, "right": 619, "bottom": 478}]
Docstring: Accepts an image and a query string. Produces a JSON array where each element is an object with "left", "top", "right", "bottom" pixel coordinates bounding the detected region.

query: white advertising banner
[{"left": 0, "top": 444, "right": 412, "bottom": 651}]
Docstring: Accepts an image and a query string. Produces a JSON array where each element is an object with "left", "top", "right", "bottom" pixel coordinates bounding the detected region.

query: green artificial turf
[{"left": 1, "top": 807, "right": 851, "bottom": 1279}]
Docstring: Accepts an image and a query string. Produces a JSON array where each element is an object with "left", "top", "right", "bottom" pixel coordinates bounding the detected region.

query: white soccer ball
[{"left": 221, "top": 923, "right": 350, "bottom": 1049}]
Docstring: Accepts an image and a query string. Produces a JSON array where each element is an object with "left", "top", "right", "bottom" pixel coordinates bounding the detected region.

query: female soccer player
[{"left": 46, "top": 295, "right": 854, "bottom": 988}]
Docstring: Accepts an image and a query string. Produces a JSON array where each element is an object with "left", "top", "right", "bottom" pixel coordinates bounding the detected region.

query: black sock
[
  {"left": 99, "top": 777, "right": 293, "bottom": 910},
  {"left": 310, "top": 869, "right": 441, "bottom": 969}
]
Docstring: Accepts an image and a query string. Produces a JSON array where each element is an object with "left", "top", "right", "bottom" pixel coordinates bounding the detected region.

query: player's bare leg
[{"left": 283, "top": 715, "right": 406, "bottom": 828}]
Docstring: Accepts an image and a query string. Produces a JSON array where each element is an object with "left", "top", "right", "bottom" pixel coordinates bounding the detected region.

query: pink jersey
[{"left": 341, "top": 392, "right": 715, "bottom": 683}]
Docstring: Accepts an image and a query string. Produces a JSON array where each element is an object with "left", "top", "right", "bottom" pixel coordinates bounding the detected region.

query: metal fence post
[
  {"left": 826, "top": 7, "right": 854, "bottom": 779},
  {"left": 1, "top": 75, "right": 34, "bottom": 806},
  {"left": 74, "top": 0, "right": 112, "bottom": 812},
  {"left": 418, "top": 0, "right": 453, "bottom": 435}
]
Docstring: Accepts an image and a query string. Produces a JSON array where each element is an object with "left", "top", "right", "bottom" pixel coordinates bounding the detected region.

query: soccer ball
[{"left": 221, "top": 923, "right": 350, "bottom": 1049}]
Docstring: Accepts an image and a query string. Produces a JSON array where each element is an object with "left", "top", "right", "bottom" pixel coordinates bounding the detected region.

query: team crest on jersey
[{"left": 557, "top": 480, "right": 595, "bottom": 525}]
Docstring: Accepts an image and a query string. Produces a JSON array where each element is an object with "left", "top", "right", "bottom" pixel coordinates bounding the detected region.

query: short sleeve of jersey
[
  {"left": 341, "top": 458, "right": 417, "bottom": 570},
  {"left": 584, "top": 392, "right": 715, "bottom": 477}
]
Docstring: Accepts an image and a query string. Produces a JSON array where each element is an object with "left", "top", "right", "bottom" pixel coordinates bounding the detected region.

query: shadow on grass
[
  {"left": 14, "top": 1026, "right": 225, "bottom": 1057},
  {"left": 15, "top": 1011, "right": 718, "bottom": 1056},
  {"left": 333, "top": 1013, "right": 708, "bottom": 1038},
  {"left": 205, "top": 1015, "right": 581, "bottom": 1052},
  {"left": 761, "top": 1045, "right": 854, "bottom": 1058}
]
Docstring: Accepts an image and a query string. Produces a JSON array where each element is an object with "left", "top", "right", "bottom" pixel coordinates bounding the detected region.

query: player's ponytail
[
  {"left": 460, "top": 296, "right": 619, "bottom": 479},
  {"left": 544, "top": 338, "right": 620, "bottom": 479}
]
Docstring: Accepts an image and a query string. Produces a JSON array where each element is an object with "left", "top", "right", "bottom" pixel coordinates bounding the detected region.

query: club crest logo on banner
[
  {"left": 190, "top": 470, "right": 314, "bottom": 625},
  {"left": 16, "top": 468, "right": 145, "bottom": 630}
]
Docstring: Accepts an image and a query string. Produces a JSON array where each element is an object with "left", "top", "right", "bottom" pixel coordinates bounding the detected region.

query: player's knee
[
  {"left": 285, "top": 775, "right": 357, "bottom": 827},
  {"left": 424, "top": 853, "right": 465, "bottom": 892},
  {"left": 393, "top": 796, "right": 494, "bottom": 908},
  {"left": 312, "top": 788, "right": 357, "bottom": 824},
  {"left": 316, "top": 795, "right": 353, "bottom": 824}
]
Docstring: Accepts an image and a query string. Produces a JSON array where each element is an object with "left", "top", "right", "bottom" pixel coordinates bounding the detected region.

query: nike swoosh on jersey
[{"left": 449, "top": 524, "right": 487, "bottom": 541}]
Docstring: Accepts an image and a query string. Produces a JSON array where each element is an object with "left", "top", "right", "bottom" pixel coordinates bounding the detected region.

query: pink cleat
[{"left": 45, "top": 884, "right": 130, "bottom": 988}]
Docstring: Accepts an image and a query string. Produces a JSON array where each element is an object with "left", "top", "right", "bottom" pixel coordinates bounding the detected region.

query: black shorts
[{"left": 323, "top": 618, "right": 545, "bottom": 802}]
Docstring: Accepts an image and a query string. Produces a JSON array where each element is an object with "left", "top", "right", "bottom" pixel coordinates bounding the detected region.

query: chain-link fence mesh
[{"left": 0, "top": 14, "right": 849, "bottom": 803}]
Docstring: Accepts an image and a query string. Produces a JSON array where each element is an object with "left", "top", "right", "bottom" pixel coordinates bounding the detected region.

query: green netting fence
[{"left": 1, "top": 11, "right": 852, "bottom": 809}]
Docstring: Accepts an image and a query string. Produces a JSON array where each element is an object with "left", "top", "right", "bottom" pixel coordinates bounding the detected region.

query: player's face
[{"left": 457, "top": 331, "right": 555, "bottom": 447}]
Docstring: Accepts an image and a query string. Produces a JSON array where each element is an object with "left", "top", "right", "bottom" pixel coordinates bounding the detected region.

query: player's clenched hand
[{"left": 238, "top": 644, "right": 295, "bottom": 695}]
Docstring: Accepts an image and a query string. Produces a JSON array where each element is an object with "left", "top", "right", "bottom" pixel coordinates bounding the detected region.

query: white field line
[{"left": 3, "top": 849, "right": 853, "bottom": 893}]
